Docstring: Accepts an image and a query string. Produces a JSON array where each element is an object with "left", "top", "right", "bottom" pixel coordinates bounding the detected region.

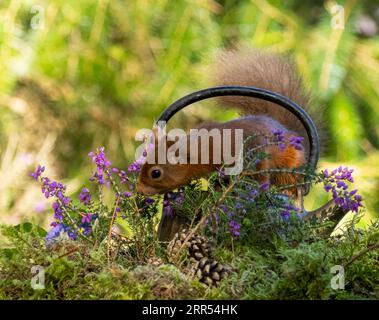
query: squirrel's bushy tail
[{"left": 211, "top": 48, "right": 318, "bottom": 143}]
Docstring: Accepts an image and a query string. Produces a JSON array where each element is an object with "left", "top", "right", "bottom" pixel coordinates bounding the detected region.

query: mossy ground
[{"left": 1, "top": 216, "right": 378, "bottom": 300}]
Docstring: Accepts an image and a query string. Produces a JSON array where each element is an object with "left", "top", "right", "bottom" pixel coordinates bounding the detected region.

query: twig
[
  {"left": 174, "top": 174, "right": 240, "bottom": 264},
  {"left": 343, "top": 243, "right": 379, "bottom": 268},
  {"left": 57, "top": 247, "right": 79, "bottom": 259},
  {"left": 242, "top": 168, "right": 316, "bottom": 178},
  {"left": 107, "top": 195, "right": 120, "bottom": 263}
]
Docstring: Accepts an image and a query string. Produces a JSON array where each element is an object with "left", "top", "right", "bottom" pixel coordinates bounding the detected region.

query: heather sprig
[
  {"left": 243, "top": 131, "right": 305, "bottom": 172},
  {"left": 88, "top": 147, "right": 111, "bottom": 185},
  {"left": 111, "top": 167, "right": 130, "bottom": 184},
  {"left": 30, "top": 146, "right": 160, "bottom": 247},
  {"left": 289, "top": 136, "right": 304, "bottom": 150},
  {"left": 78, "top": 188, "right": 92, "bottom": 206},
  {"left": 128, "top": 142, "right": 154, "bottom": 173},
  {"left": 321, "top": 166, "right": 363, "bottom": 213},
  {"left": 280, "top": 204, "right": 300, "bottom": 220},
  {"left": 272, "top": 129, "right": 286, "bottom": 151},
  {"left": 271, "top": 130, "right": 304, "bottom": 151},
  {"left": 88, "top": 147, "right": 111, "bottom": 172},
  {"left": 219, "top": 201, "right": 245, "bottom": 238},
  {"left": 29, "top": 165, "right": 45, "bottom": 181},
  {"left": 242, "top": 135, "right": 362, "bottom": 216},
  {"left": 205, "top": 142, "right": 364, "bottom": 245},
  {"left": 229, "top": 220, "right": 241, "bottom": 237}
]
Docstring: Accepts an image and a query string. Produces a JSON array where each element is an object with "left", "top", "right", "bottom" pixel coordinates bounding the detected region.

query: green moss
[{"left": 1, "top": 217, "right": 378, "bottom": 300}]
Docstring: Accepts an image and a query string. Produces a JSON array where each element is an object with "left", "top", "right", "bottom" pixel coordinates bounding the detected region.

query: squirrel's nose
[{"left": 135, "top": 182, "right": 157, "bottom": 196}]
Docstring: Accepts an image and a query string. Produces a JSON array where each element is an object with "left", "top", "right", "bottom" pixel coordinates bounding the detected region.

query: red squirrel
[{"left": 136, "top": 49, "right": 316, "bottom": 197}]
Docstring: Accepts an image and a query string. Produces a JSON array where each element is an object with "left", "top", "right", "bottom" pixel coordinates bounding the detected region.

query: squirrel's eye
[{"left": 150, "top": 169, "right": 162, "bottom": 179}]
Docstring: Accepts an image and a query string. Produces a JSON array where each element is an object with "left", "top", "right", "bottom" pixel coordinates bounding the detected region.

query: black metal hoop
[{"left": 156, "top": 85, "right": 320, "bottom": 182}]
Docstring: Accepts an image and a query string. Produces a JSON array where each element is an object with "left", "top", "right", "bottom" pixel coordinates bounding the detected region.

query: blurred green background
[{"left": 0, "top": 0, "right": 378, "bottom": 228}]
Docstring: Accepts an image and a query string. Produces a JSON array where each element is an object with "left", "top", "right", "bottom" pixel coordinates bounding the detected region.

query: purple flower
[
  {"left": 79, "top": 188, "right": 92, "bottom": 205},
  {"left": 354, "top": 194, "right": 362, "bottom": 202},
  {"left": 33, "top": 173, "right": 72, "bottom": 226},
  {"left": 249, "top": 188, "right": 259, "bottom": 198},
  {"left": 280, "top": 210, "right": 291, "bottom": 220},
  {"left": 52, "top": 201, "right": 63, "bottom": 220},
  {"left": 80, "top": 213, "right": 96, "bottom": 237},
  {"left": 128, "top": 162, "right": 141, "bottom": 173},
  {"left": 272, "top": 129, "right": 286, "bottom": 150},
  {"left": 88, "top": 147, "right": 111, "bottom": 185},
  {"left": 88, "top": 147, "right": 111, "bottom": 172},
  {"left": 280, "top": 204, "right": 299, "bottom": 221},
  {"left": 235, "top": 202, "right": 244, "bottom": 210},
  {"left": 336, "top": 181, "right": 348, "bottom": 190},
  {"left": 89, "top": 172, "right": 106, "bottom": 185},
  {"left": 128, "top": 163, "right": 139, "bottom": 173},
  {"left": 128, "top": 143, "right": 154, "bottom": 173},
  {"left": 111, "top": 167, "right": 130, "bottom": 184},
  {"left": 81, "top": 226, "right": 91, "bottom": 236},
  {"left": 45, "top": 223, "right": 73, "bottom": 245},
  {"left": 119, "top": 170, "right": 129, "bottom": 184},
  {"left": 145, "top": 197, "right": 154, "bottom": 205},
  {"left": 30, "top": 165, "right": 45, "bottom": 181},
  {"left": 349, "top": 189, "right": 358, "bottom": 197},
  {"left": 67, "top": 228, "right": 77, "bottom": 240},
  {"left": 128, "top": 154, "right": 146, "bottom": 173},
  {"left": 41, "top": 178, "right": 71, "bottom": 206},
  {"left": 260, "top": 182, "right": 270, "bottom": 192},
  {"left": 123, "top": 191, "right": 132, "bottom": 198},
  {"left": 229, "top": 220, "right": 241, "bottom": 238},
  {"left": 46, "top": 224, "right": 64, "bottom": 244},
  {"left": 162, "top": 191, "right": 185, "bottom": 216},
  {"left": 289, "top": 136, "right": 304, "bottom": 151},
  {"left": 272, "top": 129, "right": 285, "bottom": 143},
  {"left": 321, "top": 166, "right": 363, "bottom": 213},
  {"left": 220, "top": 204, "right": 233, "bottom": 218},
  {"left": 81, "top": 213, "right": 93, "bottom": 224}
]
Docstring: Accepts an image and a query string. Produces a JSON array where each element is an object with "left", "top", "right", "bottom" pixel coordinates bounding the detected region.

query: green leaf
[
  {"left": 2, "top": 223, "right": 47, "bottom": 238},
  {"left": 114, "top": 218, "right": 134, "bottom": 238}
]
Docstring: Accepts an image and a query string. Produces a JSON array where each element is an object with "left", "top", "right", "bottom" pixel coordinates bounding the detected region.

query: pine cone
[
  {"left": 188, "top": 233, "right": 214, "bottom": 261},
  {"left": 166, "top": 229, "right": 229, "bottom": 286},
  {"left": 166, "top": 230, "right": 190, "bottom": 263},
  {"left": 108, "top": 233, "right": 132, "bottom": 257},
  {"left": 167, "top": 229, "right": 214, "bottom": 263},
  {"left": 194, "top": 257, "right": 229, "bottom": 286}
]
